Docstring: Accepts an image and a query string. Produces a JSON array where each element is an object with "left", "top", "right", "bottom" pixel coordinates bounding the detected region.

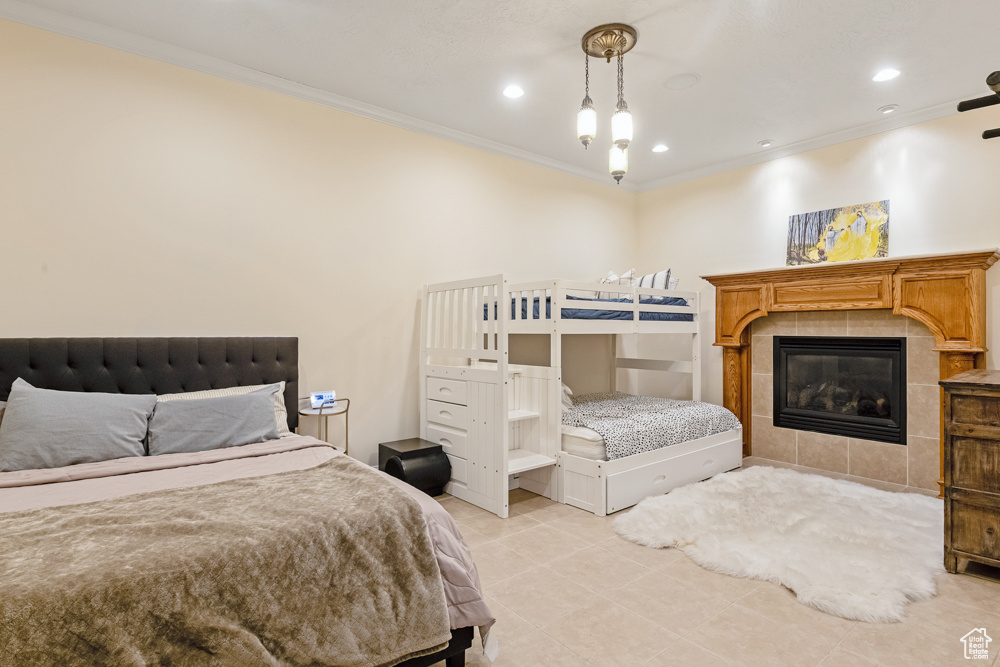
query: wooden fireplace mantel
[{"left": 702, "top": 249, "right": 999, "bottom": 493}]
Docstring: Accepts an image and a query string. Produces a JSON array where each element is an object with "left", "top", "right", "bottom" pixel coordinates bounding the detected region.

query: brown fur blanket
[{"left": 0, "top": 455, "right": 451, "bottom": 667}]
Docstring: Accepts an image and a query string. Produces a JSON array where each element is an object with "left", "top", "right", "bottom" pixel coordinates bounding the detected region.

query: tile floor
[{"left": 432, "top": 459, "right": 1000, "bottom": 667}]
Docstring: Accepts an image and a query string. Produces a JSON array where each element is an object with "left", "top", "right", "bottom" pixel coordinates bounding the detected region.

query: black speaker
[{"left": 379, "top": 438, "right": 452, "bottom": 497}]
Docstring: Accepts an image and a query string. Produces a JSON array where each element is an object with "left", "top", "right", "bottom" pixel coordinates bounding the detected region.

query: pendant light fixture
[
  {"left": 577, "top": 23, "right": 638, "bottom": 184},
  {"left": 577, "top": 54, "right": 596, "bottom": 149}
]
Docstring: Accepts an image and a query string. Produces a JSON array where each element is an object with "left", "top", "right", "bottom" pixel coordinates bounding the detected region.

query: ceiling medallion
[{"left": 576, "top": 23, "right": 638, "bottom": 184}]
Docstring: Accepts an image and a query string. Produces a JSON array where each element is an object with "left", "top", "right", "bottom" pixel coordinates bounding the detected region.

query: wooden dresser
[{"left": 941, "top": 369, "right": 1000, "bottom": 573}]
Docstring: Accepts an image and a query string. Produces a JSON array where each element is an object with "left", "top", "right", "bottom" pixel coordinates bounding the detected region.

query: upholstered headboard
[{"left": 0, "top": 338, "right": 299, "bottom": 431}]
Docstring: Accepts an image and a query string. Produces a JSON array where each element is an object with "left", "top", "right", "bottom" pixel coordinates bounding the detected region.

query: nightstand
[
  {"left": 299, "top": 398, "right": 350, "bottom": 455},
  {"left": 379, "top": 438, "right": 451, "bottom": 497}
]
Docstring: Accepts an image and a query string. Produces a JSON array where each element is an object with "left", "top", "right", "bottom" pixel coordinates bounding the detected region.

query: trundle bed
[
  {"left": 419, "top": 275, "right": 743, "bottom": 518},
  {"left": 0, "top": 337, "right": 491, "bottom": 667}
]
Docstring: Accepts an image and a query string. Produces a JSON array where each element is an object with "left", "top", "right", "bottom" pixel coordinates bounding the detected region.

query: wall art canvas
[{"left": 786, "top": 200, "right": 889, "bottom": 265}]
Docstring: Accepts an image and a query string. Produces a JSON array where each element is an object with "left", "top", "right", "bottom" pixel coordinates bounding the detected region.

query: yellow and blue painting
[{"left": 786, "top": 200, "right": 889, "bottom": 265}]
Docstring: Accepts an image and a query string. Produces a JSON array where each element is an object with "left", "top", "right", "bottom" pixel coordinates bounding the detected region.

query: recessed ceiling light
[
  {"left": 758, "top": 139, "right": 773, "bottom": 148},
  {"left": 652, "top": 144, "right": 669, "bottom": 153},
  {"left": 664, "top": 73, "right": 701, "bottom": 90},
  {"left": 878, "top": 104, "right": 899, "bottom": 114},
  {"left": 873, "top": 69, "right": 900, "bottom": 82},
  {"left": 503, "top": 85, "right": 524, "bottom": 98}
]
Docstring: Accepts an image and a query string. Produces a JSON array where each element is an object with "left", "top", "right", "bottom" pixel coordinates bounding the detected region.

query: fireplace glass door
[{"left": 773, "top": 336, "right": 906, "bottom": 444}]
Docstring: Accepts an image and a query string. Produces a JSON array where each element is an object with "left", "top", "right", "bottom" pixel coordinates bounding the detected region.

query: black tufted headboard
[{"left": 0, "top": 338, "right": 299, "bottom": 431}]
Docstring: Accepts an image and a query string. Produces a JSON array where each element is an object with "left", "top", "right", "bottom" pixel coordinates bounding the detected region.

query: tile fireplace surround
[
  {"left": 751, "top": 311, "right": 937, "bottom": 489},
  {"left": 703, "top": 249, "right": 1000, "bottom": 495}
]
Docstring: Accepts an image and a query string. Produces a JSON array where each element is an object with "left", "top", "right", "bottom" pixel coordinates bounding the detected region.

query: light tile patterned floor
[{"left": 433, "top": 462, "right": 1000, "bottom": 667}]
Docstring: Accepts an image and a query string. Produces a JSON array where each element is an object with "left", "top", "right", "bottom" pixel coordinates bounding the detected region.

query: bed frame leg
[{"left": 445, "top": 653, "right": 465, "bottom": 667}]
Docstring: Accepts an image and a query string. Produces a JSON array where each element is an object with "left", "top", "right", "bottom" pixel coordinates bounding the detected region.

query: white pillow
[
  {"left": 598, "top": 268, "right": 637, "bottom": 299},
  {"left": 157, "top": 382, "right": 292, "bottom": 437},
  {"left": 561, "top": 383, "right": 574, "bottom": 409},
  {"left": 669, "top": 276, "right": 680, "bottom": 290}
]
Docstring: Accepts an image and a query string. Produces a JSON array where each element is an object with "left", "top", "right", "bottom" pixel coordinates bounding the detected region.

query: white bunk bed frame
[{"left": 419, "top": 274, "right": 743, "bottom": 518}]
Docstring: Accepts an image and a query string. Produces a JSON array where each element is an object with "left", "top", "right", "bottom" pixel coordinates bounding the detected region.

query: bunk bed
[{"left": 419, "top": 275, "right": 743, "bottom": 518}]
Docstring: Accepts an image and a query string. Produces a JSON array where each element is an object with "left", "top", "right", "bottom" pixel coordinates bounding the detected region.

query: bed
[
  {"left": 420, "top": 273, "right": 742, "bottom": 519},
  {"left": 0, "top": 337, "right": 492, "bottom": 667},
  {"left": 557, "top": 391, "right": 744, "bottom": 515}
]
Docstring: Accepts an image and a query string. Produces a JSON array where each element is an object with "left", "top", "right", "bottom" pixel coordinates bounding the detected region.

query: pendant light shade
[
  {"left": 578, "top": 95, "right": 597, "bottom": 149},
  {"left": 609, "top": 146, "right": 628, "bottom": 184},
  {"left": 612, "top": 105, "right": 632, "bottom": 150}
]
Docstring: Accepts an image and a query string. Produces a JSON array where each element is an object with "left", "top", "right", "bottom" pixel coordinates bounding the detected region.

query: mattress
[
  {"left": 561, "top": 424, "right": 607, "bottom": 460},
  {"left": 563, "top": 392, "right": 743, "bottom": 460}
]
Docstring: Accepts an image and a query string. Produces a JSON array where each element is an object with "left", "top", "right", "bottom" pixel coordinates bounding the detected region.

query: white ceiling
[{"left": 3, "top": 0, "right": 999, "bottom": 191}]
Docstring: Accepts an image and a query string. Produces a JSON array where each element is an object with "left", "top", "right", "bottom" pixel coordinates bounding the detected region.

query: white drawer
[
  {"left": 427, "top": 377, "right": 468, "bottom": 406},
  {"left": 426, "top": 399, "right": 468, "bottom": 430},
  {"left": 605, "top": 439, "right": 742, "bottom": 514},
  {"left": 426, "top": 423, "right": 468, "bottom": 459},
  {"left": 447, "top": 454, "right": 468, "bottom": 484}
]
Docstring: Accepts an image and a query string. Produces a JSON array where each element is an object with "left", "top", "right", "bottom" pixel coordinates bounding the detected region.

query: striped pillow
[
  {"left": 637, "top": 269, "right": 672, "bottom": 292},
  {"left": 157, "top": 382, "right": 291, "bottom": 437}
]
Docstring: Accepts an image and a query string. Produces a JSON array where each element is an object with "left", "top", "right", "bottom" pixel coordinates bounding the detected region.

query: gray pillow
[
  {"left": 0, "top": 401, "right": 6, "bottom": 430},
  {"left": 147, "top": 386, "right": 279, "bottom": 456},
  {"left": 0, "top": 378, "right": 157, "bottom": 472}
]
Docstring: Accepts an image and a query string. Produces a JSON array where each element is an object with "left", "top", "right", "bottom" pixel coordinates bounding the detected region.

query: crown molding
[
  {"left": 0, "top": 2, "right": 967, "bottom": 196},
  {"left": 0, "top": 2, "right": 640, "bottom": 193},
  {"left": 635, "top": 101, "right": 961, "bottom": 192}
]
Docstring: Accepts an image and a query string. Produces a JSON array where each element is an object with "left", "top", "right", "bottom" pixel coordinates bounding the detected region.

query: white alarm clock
[{"left": 310, "top": 390, "right": 337, "bottom": 409}]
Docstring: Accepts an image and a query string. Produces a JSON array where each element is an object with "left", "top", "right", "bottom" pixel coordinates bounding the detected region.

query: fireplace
[{"left": 773, "top": 336, "right": 906, "bottom": 444}]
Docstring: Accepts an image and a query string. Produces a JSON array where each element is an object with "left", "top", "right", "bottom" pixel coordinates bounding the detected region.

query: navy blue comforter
[{"left": 486, "top": 295, "right": 693, "bottom": 322}]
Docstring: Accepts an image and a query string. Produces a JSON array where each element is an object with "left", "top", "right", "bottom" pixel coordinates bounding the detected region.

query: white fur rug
[{"left": 613, "top": 465, "right": 944, "bottom": 622}]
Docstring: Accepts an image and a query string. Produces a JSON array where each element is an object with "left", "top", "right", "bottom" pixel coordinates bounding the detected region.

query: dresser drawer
[
  {"left": 447, "top": 454, "right": 468, "bottom": 484},
  {"left": 950, "top": 500, "right": 1000, "bottom": 561},
  {"left": 426, "top": 399, "right": 468, "bottom": 430},
  {"left": 952, "top": 394, "right": 1000, "bottom": 427},
  {"left": 426, "top": 423, "right": 468, "bottom": 459},
  {"left": 427, "top": 378, "right": 468, "bottom": 406},
  {"left": 951, "top": 437, "right": 1000, "bottom": 494}
]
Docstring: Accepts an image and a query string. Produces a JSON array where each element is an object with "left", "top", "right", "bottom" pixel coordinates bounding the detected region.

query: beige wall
[
  {"left": 0, "top": 20, "right": 637, "bottom": 465},
  {"left": 637, "top": 111, "right": 1000, "bottom": 406},
  {"left": 4, "top": 18, "right": 999, "bottom": 468}
]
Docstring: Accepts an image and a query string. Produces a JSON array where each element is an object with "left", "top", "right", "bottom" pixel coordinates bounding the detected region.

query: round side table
[{"left": 299, "top": 398, "right": 350, "bottom": 455}]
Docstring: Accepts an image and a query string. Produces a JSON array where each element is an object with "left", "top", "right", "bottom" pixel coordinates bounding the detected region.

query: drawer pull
[
  {"left": 438, "top": 387, "right": 453, "bottom": 395},
  {"left": 439, "top": 438, "right": 452, "bottom": 447},
  {"left": 653, "top": 475, "right": 666, "bottom": 484},
  {"left": 438, "top": 410, "right": 452, "bottom": 419},
  {"left": 703, "top": 459, "right": 714, "bottom": 467}
]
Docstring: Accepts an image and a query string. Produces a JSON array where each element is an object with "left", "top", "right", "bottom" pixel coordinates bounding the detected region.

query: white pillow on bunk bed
[
  {"left": 637, "top": 269, "right": 679, "bottom": 291},
  {"left": 597, "top": 268, "right": 636, "bottom": 299},
  {"left": 561, "top": 383, "right": 574, "bottom": 409},
  {"left": 598, "top": 268, "right": 679, "bottom": 299},
  {"left": 637, "top": 269, "right": 670, "bottom": 290}
]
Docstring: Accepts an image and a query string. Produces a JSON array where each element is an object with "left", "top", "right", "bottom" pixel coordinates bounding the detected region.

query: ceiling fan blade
[{"left": 957, "top": 94, "right": 1000, "bottom": 112}]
